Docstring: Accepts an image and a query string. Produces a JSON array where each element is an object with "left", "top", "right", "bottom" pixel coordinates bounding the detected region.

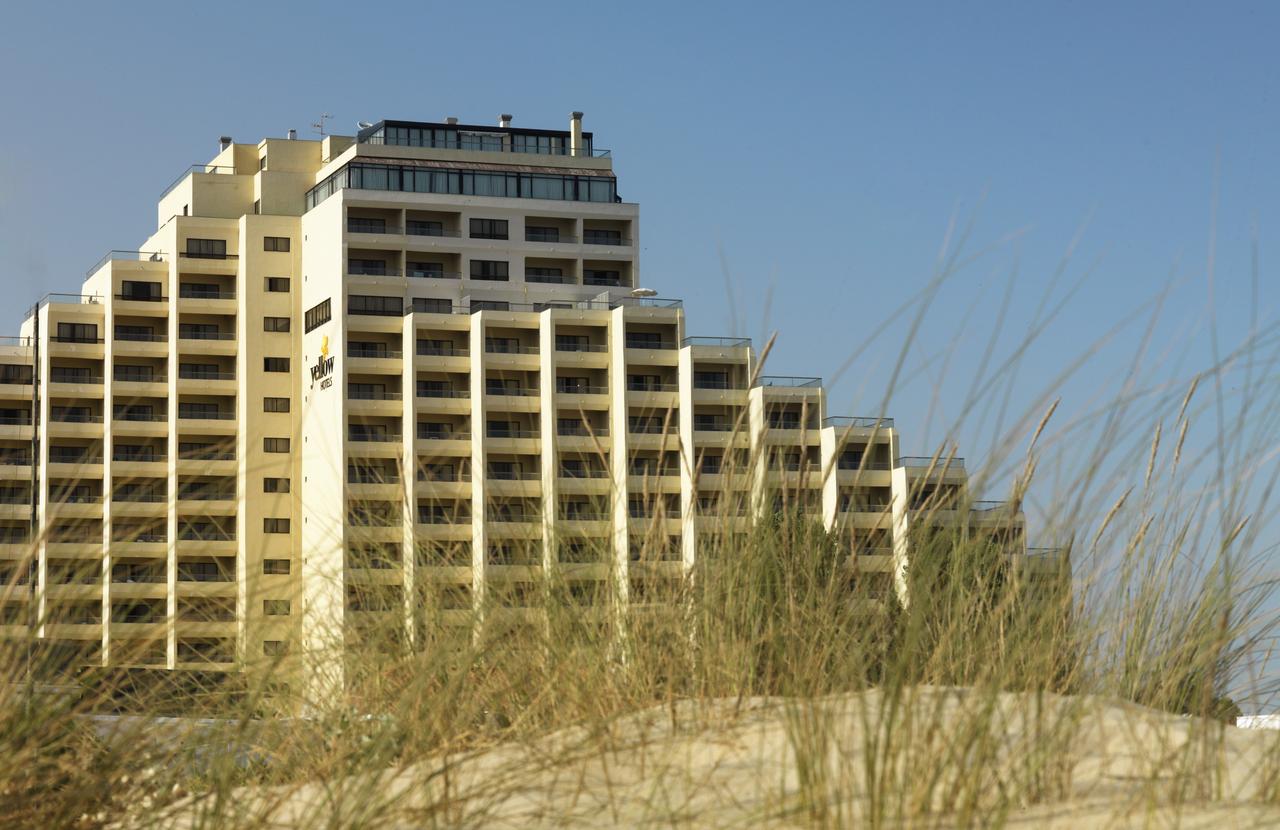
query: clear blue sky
[{"left": 2, "top": 4, "right": 1278, "bottom": 561}]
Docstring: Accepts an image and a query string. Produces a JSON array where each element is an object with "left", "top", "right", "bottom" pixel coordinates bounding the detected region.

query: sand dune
[{"left": 154, "top": 688, "right": 1280, "bottom": 828}]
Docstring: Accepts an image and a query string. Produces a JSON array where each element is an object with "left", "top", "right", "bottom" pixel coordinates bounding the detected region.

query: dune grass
[{"left": 2, "top": 252, "right": 1280, "bottom": 827}]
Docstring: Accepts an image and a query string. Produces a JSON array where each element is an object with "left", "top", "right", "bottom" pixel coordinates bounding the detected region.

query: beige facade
[{"left": 0, "top": 114, "right": 1041, "bottom": 699}]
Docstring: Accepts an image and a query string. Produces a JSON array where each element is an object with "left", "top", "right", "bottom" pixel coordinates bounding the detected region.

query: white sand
[{"left": 153, "top": 687, "right": 1280, "bottom": 828}]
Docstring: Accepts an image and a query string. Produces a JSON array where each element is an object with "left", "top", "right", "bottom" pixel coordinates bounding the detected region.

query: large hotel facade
[{"left": 0, "top": 113, "right": 1039, "bottom": 698}]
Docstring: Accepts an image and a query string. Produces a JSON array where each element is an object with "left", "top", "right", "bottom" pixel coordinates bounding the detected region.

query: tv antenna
[{"left": 311, "top": 113, "right": 333, "bottom": 136}]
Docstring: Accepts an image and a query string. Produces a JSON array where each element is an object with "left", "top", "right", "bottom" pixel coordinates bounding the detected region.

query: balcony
[
  {"left": 825, "top": 416, "right": 894, "bottom": 430},
  {"left": 758, "top": 376, "right": 822, "bottom": 389},
  {"left": 899, "top": 456, "right": 966, "bottom": 471},
  {"left": 683, "top": 336, "right": 750, "bottom": 348},
  {"left": 177, "top": 287, "right": 236, "bottom": 300},
  {"left": 86, "top": 250, "right": 166, "bottom": 277}
]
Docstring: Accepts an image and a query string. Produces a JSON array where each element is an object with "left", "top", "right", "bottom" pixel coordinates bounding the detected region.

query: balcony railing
[
  {"left": 348, "top": 347, "right": 403, "bottom": 359},
  {"left": 179, "top": 252, "right": 239, "bottom": 262},
  {"left": 50, "top": 373, "right": 103, "bottom": 385},
  {"left": 178, "top": 370, "right": 235, "bottom": 380},
  {"left": 48, "top": 453, "right": 102, "bottom": 464},
  {"left": 159, "top": 163, "right": 235, "bottom": 201},
  {"left": 557, "top": 424, "right": 609, "bottom": 436},
  {"left": 415, "top": 345, "right": 467, "bottom": 357},
  {"left": 485, "top": 428, "right": 539, "bottom": 439},
  {"left": 0, "top": 415, "right": 32, "bottom": 426},
  {"left": 627, "top": 382, "right": 680, "bottom": 392},
  {"left": 758, "top": 376, "right": 822, "bottom": 389},
  {"left": 87, "top": 250, "right": 166, "bottom": 277},
  {"left": 556, "top": 385, "right": 608, "bottom": 395},
  {"left": 178, "top": 288, "right": 236, "bottom": 300},
  {"left": 971, "top": 501, "right": 1012, "bottom": 513},
  {"left": 114, "top": 293, "right": 167, "bottom": 303},
  {"left": 416, "top": 388, "right": 469, "bottom": 399},
  {"left": 408, "top": 268, "right": 462, "bottom": 279},
  {"left": 115, "top": 331, "right": 167, "bottom": 343},
  {"left": 525, "top": 231, "right": 578, "bottom": 244},
  {"left": 485, "top": 343, "right": 539, "bottom": 355},
  {"left": 555, "top": 342, "right": 607, "bottom": 353},
  {"left": 51, "top": 413, "right": 103, "bottom": 424},
  {"left": 113, "top": 452, "right": 166, "bottom": 462},
  {"left": 349, "top": 266, "right": 400, "bottom": 277},
  {"left": 899, "top": 456, "right": 966, "bottom": 471},
  {"left": 825, "top": 416, "right": 895, "bottom": 429},
  {"left": 179, "top": 330, "right": 234, "bottom": 341},
  {"left": 416, "top": 430, "right": 470, "bottom": 440},
  {"left": 113, "top": 412, "right": 166, "bottom": 422},
  {"left": 349, "top": 391, "right": 403, "bottom": 402},
  {"left": 682, "top": 336, "right": 751, "bottom": 348},
  {"left": 24, "top": 293, "right": 103, "bottom": 322}
]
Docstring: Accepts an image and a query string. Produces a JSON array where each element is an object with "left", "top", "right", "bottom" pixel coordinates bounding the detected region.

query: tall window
[
  {"left": 469, "top": 260, "right": 509, "bottom": 281},
  {"left": 469, "top": 218, "right": 508, "bottom": 240},
  {"left": 185, "top": 238, "right": 227, "bottom": 259},
  {"left": 304, "top": 298, "right": 331, "bottom": 332}
]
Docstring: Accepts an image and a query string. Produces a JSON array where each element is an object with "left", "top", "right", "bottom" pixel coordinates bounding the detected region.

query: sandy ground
[{"left": 150, "top": 687, "right": 1280, "bottom": 828}]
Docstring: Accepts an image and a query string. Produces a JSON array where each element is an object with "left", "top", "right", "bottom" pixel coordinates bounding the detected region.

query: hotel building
[{"left": 0, "top": 113, "right": 1042, "bottom": 699}]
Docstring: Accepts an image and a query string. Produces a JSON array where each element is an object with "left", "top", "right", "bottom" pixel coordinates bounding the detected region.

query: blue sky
[{"left": 2, "top": 3, "right": 1278, "bottom": 577}]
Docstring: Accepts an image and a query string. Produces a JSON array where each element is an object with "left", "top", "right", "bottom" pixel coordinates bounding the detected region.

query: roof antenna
[{"left": 311, "top": 113, "right": 332, "bottom": 137}]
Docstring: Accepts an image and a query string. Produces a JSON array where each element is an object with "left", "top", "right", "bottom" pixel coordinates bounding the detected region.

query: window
[
  {"left": 584, "top": 269, "right": 622, "bottom": 287},
  {"left": 469, "top": 218, "right": 508, "bottom": 240},
  {"left": 555, "top": 334, "right": 590, "bottom": 352},
  {"left": 263, "top": 640, "right": 287, "bottom": 656},
  {"left": 253, "top": 199, "right": 261, "bottom": 215},
  {"left": 525, "top": 226, "right": 559, "bottom": 243},
  {"left": 525, "top": 267, "right": 564, "bottom": 283},
  {"left": 694, "top": 371, "right": 729, "bottom": 389},
  {"left": 264, "top": 437, "right": 290, "bottom": 453},
  {"left": 263, "top": 477, "right": 290, "bottom": 493},
  {"left": 263, "top": 397, "right": 290, "bottom": 412},
  {"left": 179, "top": 402, "right": 222, "bottom": 420},
  {"left": 348, "top": 258, "right": 387, "bottom": 275},
  {"left": 304, "top": 298, "right": 331, "bottom": 332},
  {"left": 119, "top": 280, "right": 161, "bottom": 301},
  {"left": 185, "top": 238, "right": 227, "bottom": 259},
  {"left": 263, "top": 559, "right": 290, "bottom": 575},
  {"left": 179, "top": 283, "right": 223, "bottom": 299},
  {"left": 263, "top": 357, "right": 289, "bottom": 373},
  {"left": 700, "top": 454, "right": 722, "bottom": 474},
  {"left": 259, "top": 155, "right": 267, "bottom": 171},
  {"left": 263, "top": 599, "right": 290, "bottom": 615},
  {"left": 114, "top": 325, "right": 156, "bottom": 342},
  {"left": 264, "top": 236, "right": 290, "bottom": 252},
  {"left": 411, "top": 297, "right": 452, "bottom": 314},
  {"left": 55, "top": 322, "right": 98, "bottom": 343},
  {"left": 407, "top": 261, "right": 445, "bottom": 278},
  {"left": 406, "top": 219, "right": 444, "bottom": 236},
  {"left": 470, "top": 260, "right": 509, "bottom": 281},
  {"left": 347, "top": 217, "right": 386, "bottom": 234},
  {"left": 349, "top": 295, "right": 401, "bottom": 316},
  {"left": 626, "top": 331, "right": 663, "bottom": 349},
  {"left": 264, "top": 518, "right": 290, "bottom": 533},
  {"left": 584, "top": 228, "right": 623, "bottom": 245},
  {"left": 265, "top": 277, "right": 290, "bottom": 292},
  {"left": 264, "top": 316, "right": 290, "bottom": 332}
]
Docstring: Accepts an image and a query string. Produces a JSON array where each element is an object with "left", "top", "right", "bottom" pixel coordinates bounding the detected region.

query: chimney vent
[
  {"left": 287, "top": 129, "right": 297, "bottom": 140},
  {"left": 499, "top": 114, "right": 513, "bottom": 128},
  {"left": 218, "top": 136, "right": 233, "bottom": 151},
  {"left": 445, "top": 116, "right": 458, "bottom": 125}
]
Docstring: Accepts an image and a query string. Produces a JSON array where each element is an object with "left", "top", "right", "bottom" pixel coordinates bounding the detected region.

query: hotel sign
[{"left": 310, "top": 336, "right": 335, "bottom": 390}]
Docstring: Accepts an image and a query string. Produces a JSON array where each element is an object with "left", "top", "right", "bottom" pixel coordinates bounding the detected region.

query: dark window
[
  {"left": 700, "top": 454, "right": 722, "bottom": 474},
  {"left": 263, "top": 559, "right": 291, "bottom": 575},
  {"left": 179, "top": 402, "right": 222, "bottom": 420},
  {"left": 253, "top": 200, "right": 261, "bottom": 215},
  {"left": 119, "top": 280, "right": 161, "bottom": 301},
  {"left": 584, "top": 228, "right": 624, "bottom": 245},
  {"left": 407, "top": 261, "right": 445, "bottom": 278},
  {"left": 406, "top": 219, "right": 444, "bottom": 236},
  {"left": 0, "top": 364, "right": 32, "bottom": 384},
  {"left": 347, "top": 217, "right": 386, "bottom": 234},
  {"left": 304, "top": 298, "right": 331, "bottom": 332},
  {"left": 469, "top": 260, "right": 509, "bottom": 281},
  {"left": 263, "top": 518, "right": 290, "bottom": 533},
  {"left": 525, "top": 267, "right": 564, "bottom": 284},
  {"left": 263, "top": 397, "right": 290, "bottom": 412},
  {"left": 626, "top": 331, "right": 663, "bottom": 349},
  {"left": 348, "top": 258, "right": 388, "bottom": 276},
  {"left": 259, "top": 155, "right": 267, "bottom": 171},
  {"left": 583, "top": 269, "right": 622, "bottom": 287},
  {"left": 264, "top": 236, "right": 290, "bottom": 252},
  {"left": 264, "top": 316, "right": 290, "bottom": 332},
  {"left": 555, "top": 334, "right": 589, "bottom": 352},
  {"left": 263, "top": 478, "right": 290, "bottom": 493},
  {"left": 265, "top": 277, "right": 290, "bottom": 292},
  {"left": 469, "top": 218, "right": 508, "bottom": 240},
  {"left": 263, "top": 640, "right": 286, "bottom": 656},
  {"left": 694, "top": 371, "right": 729, "bottom": 389},
  {"left": 471, "top": 299, "right": 510, "bottom": 311},
  {"left": 525, "top": 226, "right": 559, "bottom": 243},
  {"left": 263, "top": 599, "right": 290, "bottom": 615},
  {"left": 264, "top": 437, "right": 290, "bottom": 453},
  {"left": 55, "top": 323, "right": 98, "bottom": 343},
  {"left": 411, "top": 297, "right": 452, "bottom": 314},
  {"left": 349, "top": 295, "right": 401, "bottom": 316},
  {"left": 185, "top": 238, "right": 227, "bottom": 259},
  {"left": 114, "top": 365, "right": 155, "bottom": 383},
  {"left": 179, "top": 283, "right": 223, "bottom": 299},
  {"left": 263, "top": 357, "right": 290, "bottom": 372},
  {"left": 114, "top": 325, "right": 156, "bottom": 342}
]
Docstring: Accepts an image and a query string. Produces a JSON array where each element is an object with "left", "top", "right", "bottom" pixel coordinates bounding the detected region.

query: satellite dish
[
  {"left": 630, "top": 287, "right": 658, "bottom": 298},
  {"left": 357, "top": 121, "right": 374, "bottom": 129}
]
